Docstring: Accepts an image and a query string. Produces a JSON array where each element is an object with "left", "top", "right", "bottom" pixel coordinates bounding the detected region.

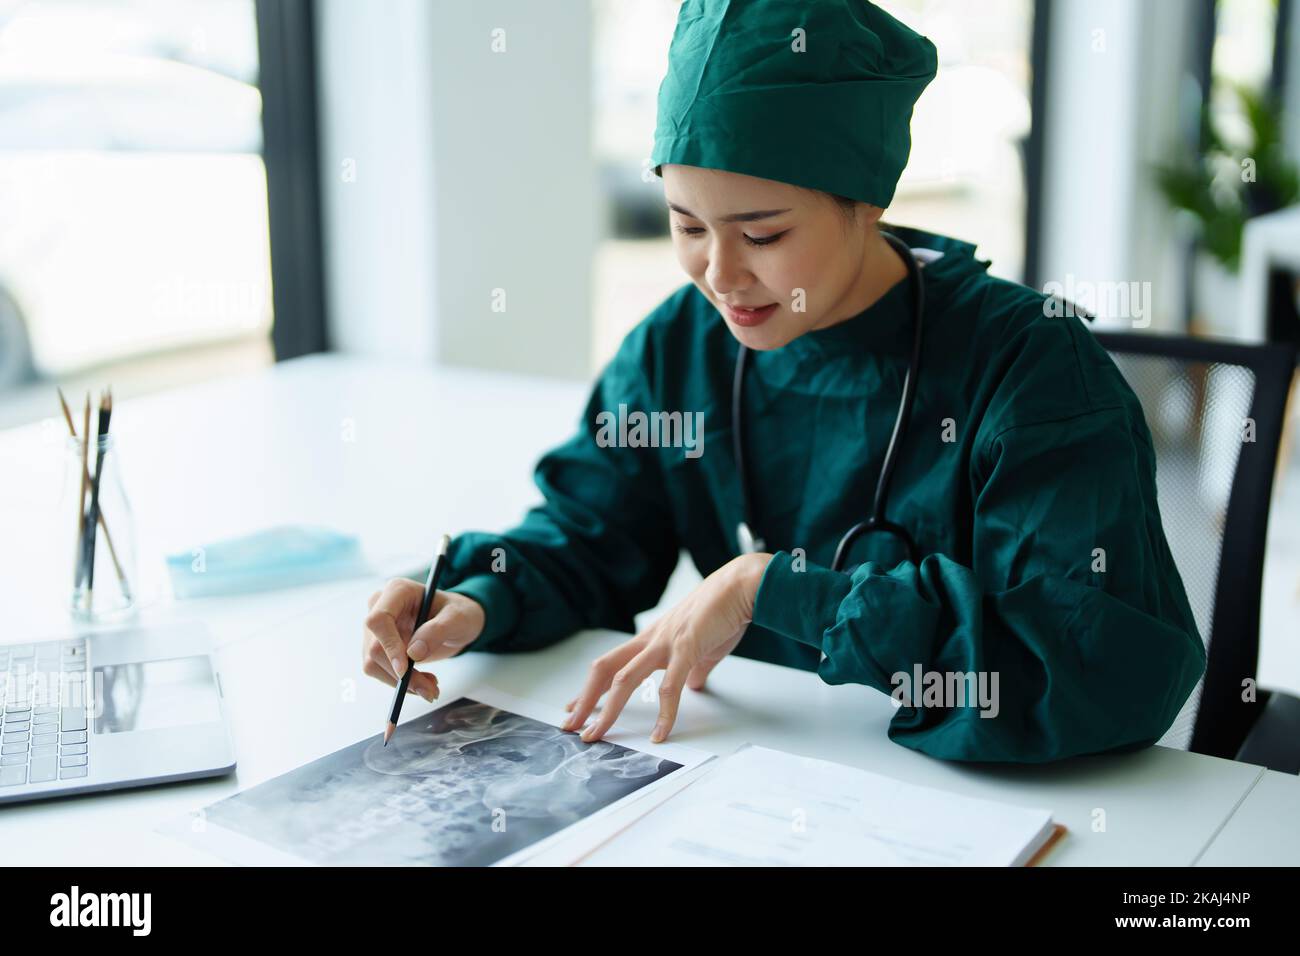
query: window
[
  {"left": 0, "top": 0, "right": 273, "bottom": 427},
  {"left": 884, "top": 0, "right": 1033, "bottom": 283}
]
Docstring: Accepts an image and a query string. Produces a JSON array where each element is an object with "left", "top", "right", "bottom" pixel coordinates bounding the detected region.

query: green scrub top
[{"left": 439, "top": 225, "right": 1206, "bottom": 763}]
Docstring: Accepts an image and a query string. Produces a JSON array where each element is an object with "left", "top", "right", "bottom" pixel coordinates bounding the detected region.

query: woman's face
[{"left": 662, "top": 163, "right": 884, "bottom": 350}]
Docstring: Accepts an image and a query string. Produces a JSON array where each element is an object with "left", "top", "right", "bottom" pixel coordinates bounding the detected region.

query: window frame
[{"left": 256, "top": 0, "right": 329, "bottom": 360}]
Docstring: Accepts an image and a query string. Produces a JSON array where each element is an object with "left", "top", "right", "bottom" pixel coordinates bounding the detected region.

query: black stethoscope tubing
[{"left": 732, "top": 230, "right": 925, "bottom": 572}]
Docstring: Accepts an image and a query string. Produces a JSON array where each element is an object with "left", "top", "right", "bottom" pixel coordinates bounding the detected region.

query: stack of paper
[{"left": 572, "top": 744, "right": 1061, "bottom": 867}]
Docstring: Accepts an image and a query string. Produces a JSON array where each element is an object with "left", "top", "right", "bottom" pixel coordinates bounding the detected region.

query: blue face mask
[{"left": 166, "top": 525, "right": 366, "bottom": 599}]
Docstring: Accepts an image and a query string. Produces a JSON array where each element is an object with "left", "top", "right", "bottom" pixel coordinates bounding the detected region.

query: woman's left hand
[{"left": 562, "top": 552, "right": 772, "bottom": 744}]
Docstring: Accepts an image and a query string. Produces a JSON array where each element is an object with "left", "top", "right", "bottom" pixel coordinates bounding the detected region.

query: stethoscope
[{"left": 732, "top": 231, "right": 926, "bottom": 573}]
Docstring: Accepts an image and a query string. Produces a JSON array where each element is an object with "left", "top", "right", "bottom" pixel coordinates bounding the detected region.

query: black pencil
[
  {"left": 82, "top": 388, "right": 113, "bottom": 599},
  {"left": 383, "top": 533, "right": 451, "bottom": 746}
]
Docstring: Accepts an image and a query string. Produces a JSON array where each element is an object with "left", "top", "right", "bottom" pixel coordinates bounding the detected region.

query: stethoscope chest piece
[{"left": 736, "top": 521, "right": 766, "bottom": 555}]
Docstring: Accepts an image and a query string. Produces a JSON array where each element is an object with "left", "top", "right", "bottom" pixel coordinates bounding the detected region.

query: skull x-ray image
[{"left": 201, "top": 697, "right": 684, "bottom": 866}]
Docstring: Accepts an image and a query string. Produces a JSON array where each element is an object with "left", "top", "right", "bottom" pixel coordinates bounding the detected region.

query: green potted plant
[{"left": 1155, "top": 83, "right": 1299, "bottom": 336}]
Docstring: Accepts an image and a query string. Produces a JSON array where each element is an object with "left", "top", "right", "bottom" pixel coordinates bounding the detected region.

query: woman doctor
[{"left": 361, "top": 0, "right": 1205, "bottom": 763}]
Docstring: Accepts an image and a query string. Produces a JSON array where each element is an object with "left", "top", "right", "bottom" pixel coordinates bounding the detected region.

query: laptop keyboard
[{"left": 0, "top": 640, "right": 90, "bottom": 788}]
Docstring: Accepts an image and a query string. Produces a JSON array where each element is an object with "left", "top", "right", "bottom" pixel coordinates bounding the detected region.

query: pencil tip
[{"left": 383, "top": 722, "right": 395, "bottom": 746}]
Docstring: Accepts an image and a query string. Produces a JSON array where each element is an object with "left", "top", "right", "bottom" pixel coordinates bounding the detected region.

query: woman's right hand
[{"left": 361, "top": 578, "right": 486, "bottom": 701}]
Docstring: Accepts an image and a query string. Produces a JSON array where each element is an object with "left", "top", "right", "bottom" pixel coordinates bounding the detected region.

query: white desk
[
  {"left": 0, "top": 354, "right": 1287, "bottom": 865},
  {"left": 1195, "top": 770, "right": 1300, "bottom": 866}
]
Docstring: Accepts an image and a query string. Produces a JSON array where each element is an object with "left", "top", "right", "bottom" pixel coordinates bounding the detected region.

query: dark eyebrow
[{"left": 667, "top": 202, "right": 792, "bottom": 224}]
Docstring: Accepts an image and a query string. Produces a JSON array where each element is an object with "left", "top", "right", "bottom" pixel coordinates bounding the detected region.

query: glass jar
[{"left": 63, "top": 433, "right": 137, "bottom": 622}]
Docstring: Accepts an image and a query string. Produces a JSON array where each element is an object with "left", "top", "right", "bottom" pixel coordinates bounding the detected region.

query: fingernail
[
  {"left": 391, "top": 657, "right": 404, "bottom": 675},
  {"left": 650, "top": 723, "right": 666, "bottom": 743},
  {"left": 408, "top": 640, "right": 427, "bottom": 660}
]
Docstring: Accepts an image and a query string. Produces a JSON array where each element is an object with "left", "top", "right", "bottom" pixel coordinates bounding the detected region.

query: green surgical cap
[{"left": 650, "top": 0, "right": 937, "bottom": 208}]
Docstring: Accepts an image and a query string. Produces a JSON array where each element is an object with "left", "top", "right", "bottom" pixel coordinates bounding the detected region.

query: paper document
[{"left": 578, "top": 744, "right": 1059, "bottom": 866}]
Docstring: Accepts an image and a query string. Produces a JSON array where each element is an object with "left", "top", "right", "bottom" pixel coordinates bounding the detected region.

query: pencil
[
  {"left": 72, "top": 391, "right": 90, "bottom": 588},
  {"left": 383, "top": 533, "right": 451, "bottom": 746},
  {"left": 83, "top": 388, "right": 113, "bottom": 605},
  {"left": 58, "top": 388, "right": 129, "bottom": 599}
]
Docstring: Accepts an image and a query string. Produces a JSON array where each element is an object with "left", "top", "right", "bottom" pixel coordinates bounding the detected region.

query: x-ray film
[{"left": 165, "top": 687, "right": 708, "bottom": 866}]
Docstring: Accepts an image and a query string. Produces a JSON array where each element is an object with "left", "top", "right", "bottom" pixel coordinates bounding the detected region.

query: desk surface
[
  {"left": 1195, "top": 770, "right": 1300, "bottom": 866},
  {"left": 0, "top": 354, "right": 1291, "bottom": 866}
]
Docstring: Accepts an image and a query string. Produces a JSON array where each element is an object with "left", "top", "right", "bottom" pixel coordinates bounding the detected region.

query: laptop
[{"left": 0, "top": 623, "right": 236, "bottom": 804}]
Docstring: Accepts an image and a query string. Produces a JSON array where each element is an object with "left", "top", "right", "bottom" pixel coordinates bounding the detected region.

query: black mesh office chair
[{"left": 1093, "top": 331, "right": 1298, "bottom": 772}]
